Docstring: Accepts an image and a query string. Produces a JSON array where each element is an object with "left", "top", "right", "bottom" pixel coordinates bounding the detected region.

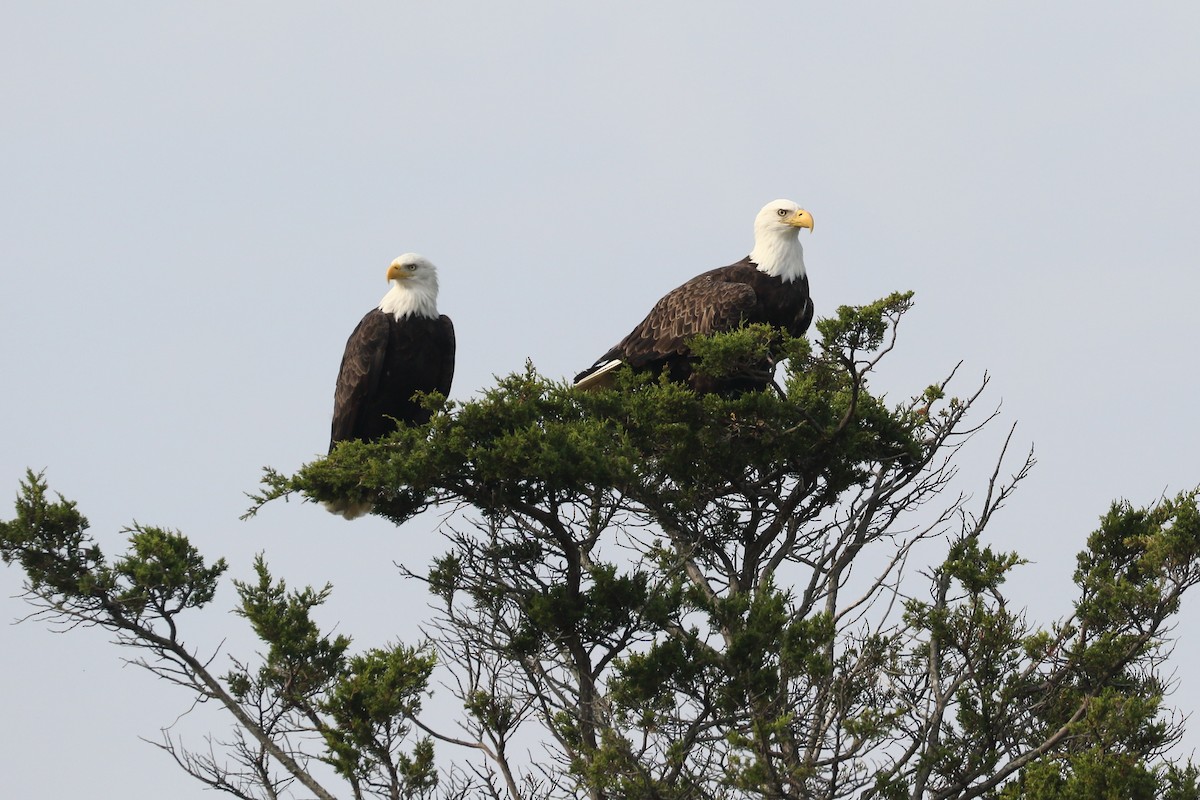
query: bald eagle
[
  {"left": 573, "top": 199, "right": 814, "bottom": 393},
  {"left": 325, "top": 253, "right": 455, "bottom": 519}
]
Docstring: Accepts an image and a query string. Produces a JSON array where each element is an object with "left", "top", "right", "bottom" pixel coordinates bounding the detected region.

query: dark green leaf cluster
[
  {"left": 1075, "top": 493, "right": 1200, "bottom": 634},
  {"left": 1, "top": 471, "right": 438, "bottom": 799},
  {"left": 999, "top": 747, "right": 1200, "bottom": 800},
  {"left": 1040, "top": 493, "right": 1200, "bottom": 745},
  {"left": 0, "top": 469, "right": 225, "bottom": 629},
  {"left": 686, "top": 322, "right": 793, "bottom": 384},
  {"left": 269, "top": 364, "right": 641, "bottom": 524},
  {"left": 114, "top": 525, "right": 225, "bottom": 619},
  {"left": 321, "top": 646, "right": 437, "bottom": 793},
  {"left": 226, "top": 557, "right": 438, "bottom": 796},
  {"left": 892, "top": 492, "right": 1200, "bottom": 800},
  {"left": 814, "top": 292, "right": 914, "bottom": 356},
  {"left": 231, "top": 556, "right": 351, "bottom": 706}
]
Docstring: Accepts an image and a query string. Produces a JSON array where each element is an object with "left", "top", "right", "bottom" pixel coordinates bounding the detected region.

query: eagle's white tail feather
[
  {"left": 322, "top": 498, "right": 374, "bottom": 520},
  {"left": 573, "top": 359, "right": 624, "bottom": 392}
]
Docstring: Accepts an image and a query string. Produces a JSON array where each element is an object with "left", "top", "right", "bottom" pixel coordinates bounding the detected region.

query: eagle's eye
[
  {"left": 406, "top": 263, "right": 418, "bottom": 271},
  {"left": 776, "top": 208, "right": 788, "bottom": 217}
]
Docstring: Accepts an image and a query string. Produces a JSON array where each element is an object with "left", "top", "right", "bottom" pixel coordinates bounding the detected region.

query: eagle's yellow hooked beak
[
  {"left": 386, "top": 262, "right": 410, "bottom": 281},
  {"left": 788, "top": 209, "right": 814, "bottom": 233}
]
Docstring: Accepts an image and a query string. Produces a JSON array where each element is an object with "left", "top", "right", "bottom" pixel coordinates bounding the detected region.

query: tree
[{"left": 3, "top": 291, "right": 1198, "bottom": 799}]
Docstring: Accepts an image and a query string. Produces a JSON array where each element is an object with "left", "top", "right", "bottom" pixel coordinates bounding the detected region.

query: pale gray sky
[{"left": 3, "top": 3, "right": 1199, "bottom": 796}]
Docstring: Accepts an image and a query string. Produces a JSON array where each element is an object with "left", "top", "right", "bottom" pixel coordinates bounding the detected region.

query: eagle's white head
[
  {"left": 749, "top": 199, "right": 814, "bottom": 283},
  {"left": 379, "top": 253, "right": 440, "bottom": 319}
]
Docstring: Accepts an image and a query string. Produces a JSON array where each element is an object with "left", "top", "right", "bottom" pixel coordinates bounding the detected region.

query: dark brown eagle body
[
  {"left": 575, "top": 257, "right": 812, "bottom": 393},
  {"left": 573, "top": 199, "right": 815, "bottom": 394},
  {"left": 329, "top": 309, "right": 455, "bottom": 451}
]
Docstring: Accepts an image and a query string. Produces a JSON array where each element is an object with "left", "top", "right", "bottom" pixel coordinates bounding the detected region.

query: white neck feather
[
  {"left": 378, "top": 280, "right": 439, "bottom": 319},
  {"left": 749, "top": 233, "right": 806, "bottom": 283}
]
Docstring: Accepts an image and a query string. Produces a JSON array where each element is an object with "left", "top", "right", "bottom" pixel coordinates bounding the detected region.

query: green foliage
[
  {"left": 814, "top": 291, "right": 914, "bottom": 355},
  {"left": 686, "top": 322, "right": 790, "bottom": 383},
  {"left": 1001, "top": 750, "right": 1160, "bottom": 799},
  {"left": 0, "top": 469, "right": 226, "bottom": 627},
  {"left": 113, "top": 525, "right": 225, "bottom": 619},
  {"left": 997, "top": 747, "right": 1200, "bottom": 800},
  {"left": 231, "top": 557, "right": 351, "bottom": 705},
  {"left": 1, "top": 472, "right": 437, "bottom": 800},
  {"left": 321, "top": 644, "right": 437, "bottom": 790},
  {"left": 7, "top": 291, "right": 1200, "bottom": 800},
  {"left": 223, "top": 559, "right": 438, "bottom": 796},
  {"left": 0, "top": 469, "right": 112, "bottom": 600},
  {"left": 1075, "top": 492, "right": 1200, "bottom": 632}
]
